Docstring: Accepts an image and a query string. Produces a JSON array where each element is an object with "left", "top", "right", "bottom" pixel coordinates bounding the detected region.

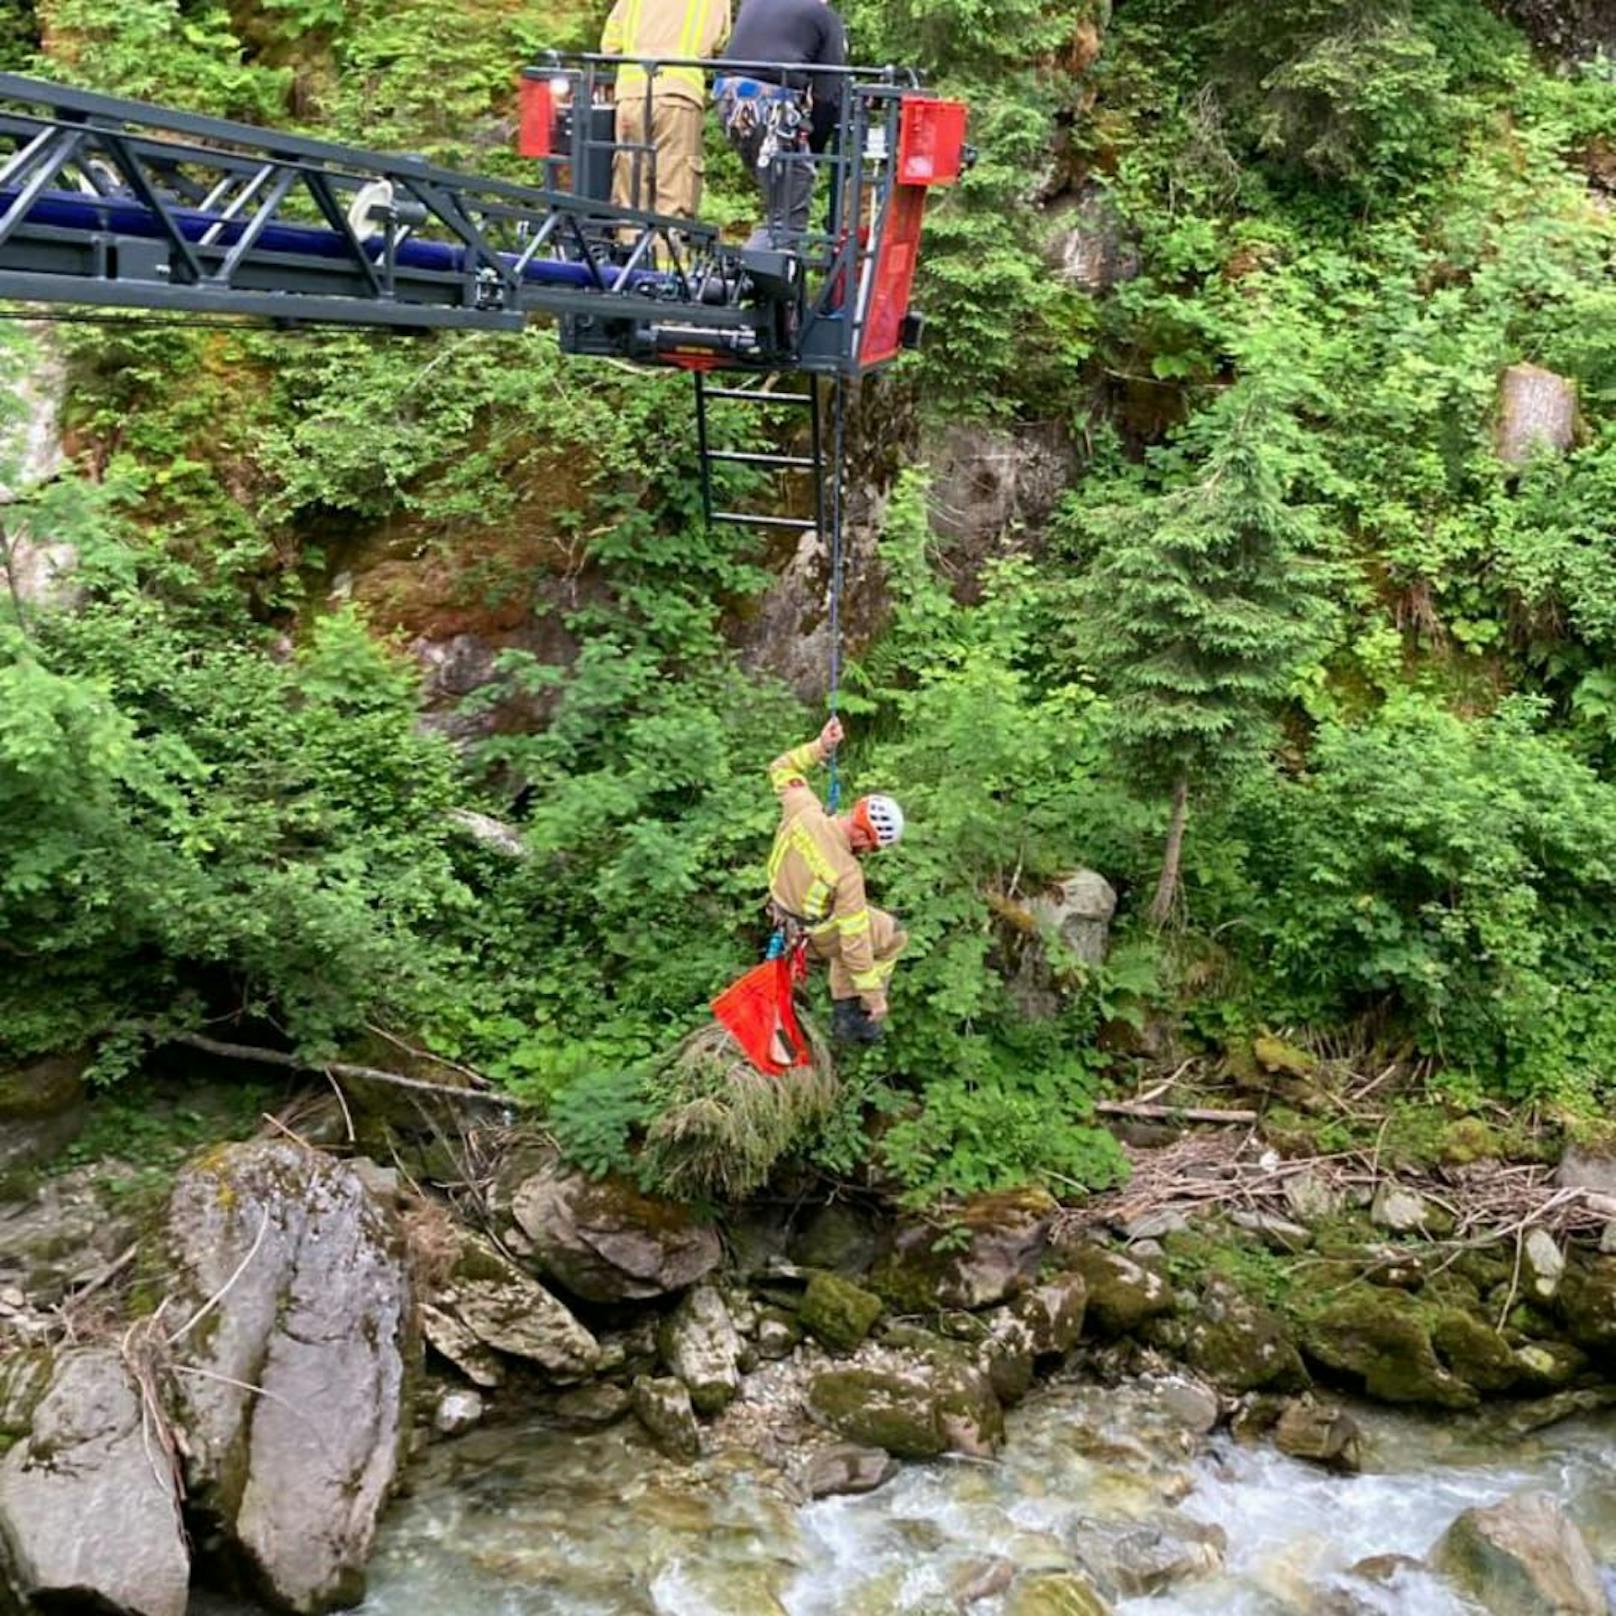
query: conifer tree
[{"left": 1074, "top": 371, "right": 1330, "bottom": 925}]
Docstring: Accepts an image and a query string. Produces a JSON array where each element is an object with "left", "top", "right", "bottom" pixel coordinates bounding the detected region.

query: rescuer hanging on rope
[{"left": 767, "top": 716, "right": 906, "bottom": 1044}]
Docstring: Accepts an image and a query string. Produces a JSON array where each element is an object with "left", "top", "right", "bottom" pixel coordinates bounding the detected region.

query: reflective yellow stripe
[
  {"left": 679, "top": 0, "right": 714, "bottom": 57},
  {"left": 851, "top": 966, "right": 887, "bottom": 992},
  {"left": 836, "top": 908, "right": 871, "bottom": 936},
  {"left": 617, "top": 63, "right": 706, "bottom": 91}
]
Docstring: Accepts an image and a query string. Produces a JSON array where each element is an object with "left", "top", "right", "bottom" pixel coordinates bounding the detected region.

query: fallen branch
[
  {"left": 1095, "top": 1100, "right": 1259, "bottom": 1124},
  {"left": 165, "top": 1030, "right": 522, "bottom": 1109}
]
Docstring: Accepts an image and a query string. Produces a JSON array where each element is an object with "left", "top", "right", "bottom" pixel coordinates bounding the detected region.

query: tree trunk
[{"left": 1150, "top": 774, "right": 1189, "bottom": 928}]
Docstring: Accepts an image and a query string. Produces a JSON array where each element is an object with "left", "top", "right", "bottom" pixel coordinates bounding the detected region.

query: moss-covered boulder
[
  {"left": 1179, "top": 1280, "right": 1307, "bottom": 1394},
  {"left": 1061, "top": 1245, "right": 1175, "bottom": 1337},
  {"left": 1430, "top": 1311, "right": 1518, "bottom": 1394},
  {"left": 1012, "top": 1272, "right": 1087, "bottom": 1356},
  {"left": 867, "top": 1189, "right": 1056, "bottom": 1311},
  {"left": 1303, "top": 1287, "right": 1477, "bottom": 1409},
  {"left": 0, "top": 1053, "right": 87, "bottom": 1171},
  {"left": 808, "top": 1333, "right": 1004, "bottom": 1459},
  {"left": 1510, "top": 1339, "right": 1587, "bottom": 1394},
  {"left": 656, "top": 1284, "right": 741, "bottom": 1414},
  {"left": 1556, "top": 1257, "right": 1616, "bottom": 1360},
  {"left": 800, "top": 1271, "right": 883, "bottom": 1351},
  {"left": 632, "top": 1375, "right": 701, "bottom": 1461}
]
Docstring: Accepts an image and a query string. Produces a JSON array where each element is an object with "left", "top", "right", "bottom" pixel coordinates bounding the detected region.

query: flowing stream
[{"left": 191, "top": 1379, "right": 1616, "bottom": 1615}]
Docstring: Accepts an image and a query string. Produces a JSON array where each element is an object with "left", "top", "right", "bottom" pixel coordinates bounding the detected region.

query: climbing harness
[{"left": 714, "top": 76, "right": 811, "bottom": 180}]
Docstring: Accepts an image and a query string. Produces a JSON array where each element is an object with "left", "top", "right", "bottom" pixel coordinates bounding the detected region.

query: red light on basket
[
  {"left": 896, "top": 97, "right": 968, "bottom": 186},
  {"left": 517, "top": 75, "right": 555, "bottom": 159}
]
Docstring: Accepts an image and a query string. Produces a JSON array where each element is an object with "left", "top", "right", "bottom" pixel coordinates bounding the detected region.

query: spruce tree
[{"left": 1074, "top": 371, "right": 1330, "bottom": 925}]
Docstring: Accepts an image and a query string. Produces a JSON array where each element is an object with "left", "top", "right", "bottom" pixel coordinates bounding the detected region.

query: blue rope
[{"left": 825, "top": 377, "right": 846, "bottom": 813}]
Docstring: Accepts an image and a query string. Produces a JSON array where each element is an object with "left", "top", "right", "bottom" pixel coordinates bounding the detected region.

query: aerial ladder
[{"left": 0, "top": 62, "right": 968, "bottom": 542}]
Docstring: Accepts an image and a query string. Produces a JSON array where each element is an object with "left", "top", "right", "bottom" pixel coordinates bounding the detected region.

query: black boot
[{"left": 831, "top": 999, "right": 884, "bottom": 1045}]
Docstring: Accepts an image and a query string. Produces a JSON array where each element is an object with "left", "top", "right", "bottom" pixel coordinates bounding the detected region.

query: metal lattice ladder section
[{"left": 693, "top": 372, "right": 832, "bottom": 539}]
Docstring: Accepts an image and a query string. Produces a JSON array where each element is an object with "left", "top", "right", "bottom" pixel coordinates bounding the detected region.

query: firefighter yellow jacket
[
  {"left": 766, "top": 740, "right": 883, "bottom": 995},
  {"left": 600, "top": 0, "right": 731, "bottom": 104}
]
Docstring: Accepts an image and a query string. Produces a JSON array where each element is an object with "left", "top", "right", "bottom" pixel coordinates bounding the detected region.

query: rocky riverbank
[{"left": 7, "top": 1061, "right": 1616, "bottom": 1615}]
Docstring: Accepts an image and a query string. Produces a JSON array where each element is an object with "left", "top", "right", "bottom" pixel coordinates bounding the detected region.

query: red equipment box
[
  {"left": 896, "top": 96, "right": 969, "bottom": 186},
  {"left": 517, "top": 75, "right": 556, "bottom": 159}
]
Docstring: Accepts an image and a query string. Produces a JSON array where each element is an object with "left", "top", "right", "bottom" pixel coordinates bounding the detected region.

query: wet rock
[
  {"left": 1090, "top": 1519, "right": 1223, "bottom": 1597},
  {"left": 508, "top": 1155, "right": 720, "bottom": 1303},
  {"left": 1488, "top": 1387, "right": 1616, "bottom": 1440},
  {"left": 1555, "top": 1256, "right": 1616, "bottom": 1360},
  {"left": 549, "top": 1387, "right": 629, "bottom": 1434},
  {"left": 0, "top": 1347, "right": 189, "bottom": 1616},
  {"left": 632, "top": 1375, "right": 701, "bottom": 1461},
  {"left": 420, "top": 1302, "right": 504, "bottom": 1388},
  {"left": 801, "top": 1442, "right": 898, "bottom": 1498},
  {"left": 1510, "top": 1340, "right": 1588, "bottom": 1394},
  {"left": 166, "top": 1140, "right": 413, "bottom": 1614},
  {"left": 869, "top": 1189, "right": 1057, "bottom": 1312},
  {"left": 1031, "top": 870, "right": 1118, "bottom": 967},
  {"left": 1147, "top": 1374, "right": 1221, "bottom": 1435},
  {"left": 1351, "top": 1553, "right": 1427, "bottom": 1584},
  {"left": 1061, "top": 1245, "right": 1175, "bottom": 1336},
  {"left": 951, "top": 1556, "right": 1017, "bottom": 1607},
  {"left": 1496, "top": 363, "right": 1578, "bottom": 467},
  {"left": 1012, "top": 1271, "right": 1088, "bottom": 1357},
  {"left": 808, "top": 1342, "right": 1004, "bottom": 1460},
  {"left": 441, "top": 1232, "right": 600, "bottom": 1383},
  {"left": 788, "top": 1203, "right": 880, "bottom": 1274},
  {"left": 1006, "top": 1567, "right": 1113, "bottom": 1616},
  {"left": 1303, "top": 1287, "right": 1477, "bottom": 1409},
  {"left": 432, "top": 1388, "right": 485, "bottom": 1437},
  {"left": 754, "top": 1307, "right": 801, "bottom": 1360},
  {"left": 1369, "top": 1182, "right": 1428, "bottom": 1234},
  {"left": 1273, "top": 1398, "right": 1363, "bottom": 1473},
  {"left": 1430, "top": 1310, "right": 1518, "bottom": 1394},
  {"left": 981, "top": 1308, "right": 1039, "bottom": 1404},
  {"left": 1435, "top": 1491, "right": 1604, "bottom": 1615},
  {"left": 1180, "top": 1280, "right": 1307, "bottom": 1394},
  {"left": 1521, "top": 1228, "right": 1564, "bottom": 1302},
  {"left": 799, "top": 1270, "right": 884, "bottom": 1351},
  {"left": 658, "top": 1284, "right": 741, "bottom": 1414}
]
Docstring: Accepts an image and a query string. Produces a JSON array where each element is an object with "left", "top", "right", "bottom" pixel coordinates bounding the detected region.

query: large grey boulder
[
  {"left": 437, "top": 1231, "right": 599, "bottom": 1382},
  {"left": 166, "top": 1140, "right": 413, "bottom": 1614},
  {"left": 1435, "top": 1491, "right": 1605, "bottom": 1615},
  {"left": 0, "top": 1347, "right": 190, "bottom": 1616},
  {"left": 1047, "top": 181, "right": 1141, "bottom": 293},
  {"left": 508, "top": 1157, "right": 720, "bottom": 1303},
  {"left": 1496, "top": 363, "right": 1578, "bottom": 467},
  {"left": 657, "top": 1283, "right": 741, "bottom": 1414},
  {"left": 1031, "top": 871, "right": 1119, "bottom": 967}
]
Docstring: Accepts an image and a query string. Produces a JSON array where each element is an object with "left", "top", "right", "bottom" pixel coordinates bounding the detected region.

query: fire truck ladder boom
[{"left": 0, "top": 65, "right": 966, "bottom": 377}]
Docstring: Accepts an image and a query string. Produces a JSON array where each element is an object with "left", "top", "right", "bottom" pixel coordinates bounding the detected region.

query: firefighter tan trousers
[
  {"left": 613, "top": 93, "right": 705, "bottom": 220},
  {"left": 810, "top": 907, "right": 908, "bottom": 1003}
]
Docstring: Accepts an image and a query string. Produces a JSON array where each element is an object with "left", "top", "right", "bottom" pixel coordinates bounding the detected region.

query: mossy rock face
[
  {"left": 1437, "top": 1118, "right": 1504, "bottom": 1166},
  {"left": 1555, "top": 1258, "right": 1616, "bottom": 1361},
  {"left": 1060, "top": 1245, "right": 1175, "bottom": 1337},
  {"left": 1510, "top": 1339, "right": 1587, "bottom": 1395},
  {"left": 800, "top": 1271, "right": 884, "bottom": 1352},
  {"left": 868, "top": 1190, "right": 1057, "bottom": 1312},
  {"left": 1181, "top": 1281, "right": 1307, "bottom": 1394},
  {"left": 807, "top": 1354, "right": 1004, "bottom": 1460},
  {"left": 788, "top": 1205, "right": 880, "bottom": 1275},
  {"left": 1303, "top": 1287, "right": 1478, "bottom": 1409},
  {"left": 1430, "top": 1311, "right": 1518, "bottom": 1394},
  {"left": 0, "top": 1054, "right": 86, "bottom": 1122}
]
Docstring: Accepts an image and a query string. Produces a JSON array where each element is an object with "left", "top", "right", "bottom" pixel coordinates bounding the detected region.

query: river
[{"left": 191, "top": 1376, "right": 1616, "bottom": 1615}]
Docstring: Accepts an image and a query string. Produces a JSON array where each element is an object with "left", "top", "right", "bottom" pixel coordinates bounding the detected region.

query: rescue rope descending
[{"left": 824, "top": 374, "right": 847, "bottom": 813}]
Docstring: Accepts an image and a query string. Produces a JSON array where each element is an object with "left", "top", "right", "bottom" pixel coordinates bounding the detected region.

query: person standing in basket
[{"left": 715, "top": 0, "right": 847, "bottom": 250}]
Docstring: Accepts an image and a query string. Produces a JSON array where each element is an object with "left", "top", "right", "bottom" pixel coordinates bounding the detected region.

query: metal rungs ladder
[{"left": 694, "top": 372, "right": 830, "bottom": 539}]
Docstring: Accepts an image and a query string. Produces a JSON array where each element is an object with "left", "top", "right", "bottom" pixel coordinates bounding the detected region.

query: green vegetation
[{"left": 5, "top": 0, "right": 1616, "bottom": 1200}]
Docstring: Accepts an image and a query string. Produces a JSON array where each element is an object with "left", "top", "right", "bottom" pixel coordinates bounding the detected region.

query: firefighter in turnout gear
[
  {"left": 600, "top": 0, "right": 731, "bottom": 222},
  {"left": 767, "top": 716, "right": 906, "bottom": 1043}
]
